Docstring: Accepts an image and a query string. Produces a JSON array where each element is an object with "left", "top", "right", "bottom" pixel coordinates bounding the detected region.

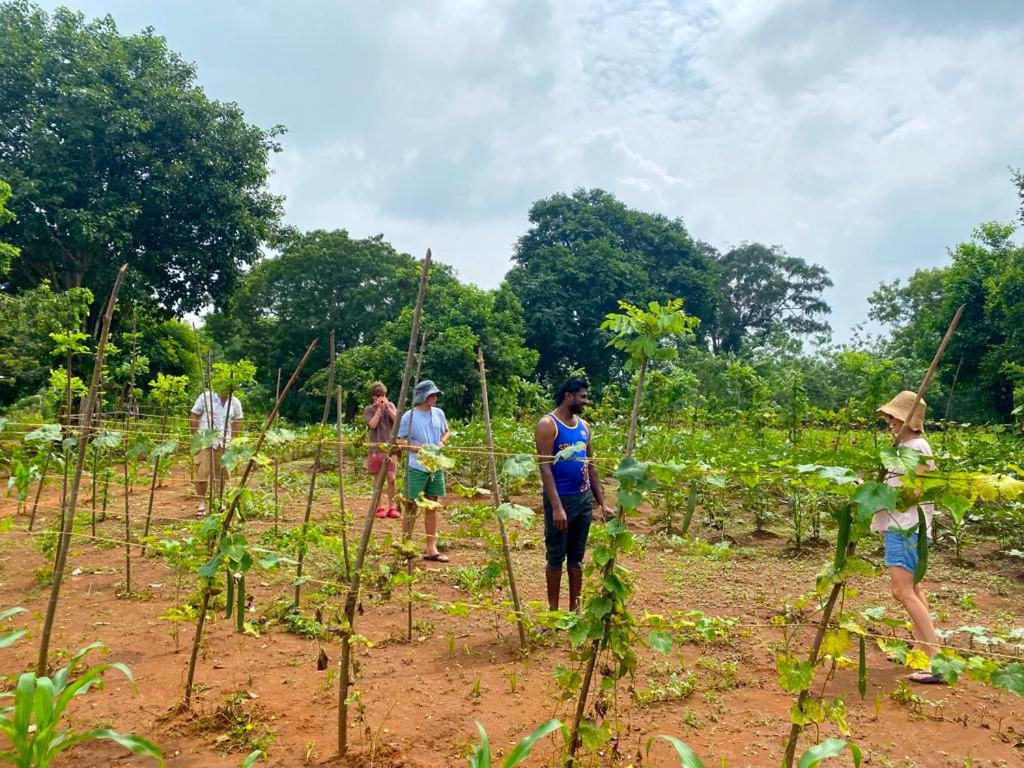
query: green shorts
[{"left": 407, "top": 468, "right": 445, "bottom": 500}]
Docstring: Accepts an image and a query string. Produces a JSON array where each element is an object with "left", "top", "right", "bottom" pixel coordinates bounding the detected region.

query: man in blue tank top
[{"left": 535, "top": 376, "right": 614, "bottom": 612}]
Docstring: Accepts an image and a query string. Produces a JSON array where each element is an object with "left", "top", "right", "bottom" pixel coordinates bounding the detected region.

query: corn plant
[
  {"left": 0, "top": 635, "right": 163, "bottom": 767},
  {"left": 467, "top": 719, "right": 563, "bottom": 768},
  {"left": 644, "top": 734, "right": 862, "bottom": 767}
]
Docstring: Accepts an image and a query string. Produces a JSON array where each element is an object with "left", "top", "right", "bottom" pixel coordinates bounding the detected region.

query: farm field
[{"left": 2, "top": 419, "right": 1023, "bottom": 768}]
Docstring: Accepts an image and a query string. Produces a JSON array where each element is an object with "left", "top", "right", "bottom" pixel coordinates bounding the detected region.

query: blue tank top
[{"left": 548, "top": 412, "right": 591, "bottom": 496}]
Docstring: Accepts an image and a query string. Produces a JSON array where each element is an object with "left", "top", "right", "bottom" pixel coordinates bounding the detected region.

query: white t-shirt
[
  {"left": 190, "top": 391, "right": 243, "bottom": 448},
  {"left": 871, "top": 435, "right": 936, "bottom": 535}
]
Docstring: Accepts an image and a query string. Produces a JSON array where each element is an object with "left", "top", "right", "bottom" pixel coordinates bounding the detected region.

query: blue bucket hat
[{"left": 413, "top": 379, "right": 442, "bottom": 405}]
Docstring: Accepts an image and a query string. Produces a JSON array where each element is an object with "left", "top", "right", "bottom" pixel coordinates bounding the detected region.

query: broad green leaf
[
  {"left": 25, "top": 423, "right": 62, "bottom": 444},
  {"left": 821, "top": 629, "right": 851, "bottom": 658},
  {"left": 495, "top": 503, "right": 535, "bottom": 526},
  {"left": 501, "top": 454, "right": 535, "bottom": 480},
  {"left": 577, "top": 719, "right": 611, "bottom": 752},
  {"left": 852, "top": 482, "right": 897, "bottom": 520},
  {"left": 648, "top": 630, "right": 673, "bottom": 655},
  {"left": 930, "top": 651, "right": 965, "bottom": 685},
  {"left": 417, "top": 444, "right": 455, "bottom": 473},
  {"left": 992, "top": 662, "right": 1024, "bottom": 696},
  {"left": 454, "top": 483, "right": 491, "bottom": 499},
  {"left": 776, "top": 655, "right": 815, "bottom": 693},
  {"left": 554, "top": 441, "right": 586, "bottom": 463},
  {"left": 880, "top": 445, "right": 923, "bottom": 476}
]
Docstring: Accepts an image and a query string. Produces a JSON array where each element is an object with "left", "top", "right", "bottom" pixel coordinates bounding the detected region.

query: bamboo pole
[
  {"left": 295, "top": 331, "right": 336, "bottom": 606},
  {"left": 476, "top": 347, "right": 527, "bottom": 650},
  {"left": 336, "top": 386, "right": 350, "bottom": 579},
  {"left": 404, "top": 329, "right": 427, "bottom": 642},
  {"left": 183, "top": 338, "right": 318, "bottom": 708},
  {"left": 339, "top": 249, "right": 431, "bottom": 755},
  {"left": 274, "top": 368, "right": 282, "bottom": 537},
  {"left": 781, "top": 304, "right": 965, "bottom": 768},
  {"left": 36, "top": 264, "right": 127, "bottom": 676}
]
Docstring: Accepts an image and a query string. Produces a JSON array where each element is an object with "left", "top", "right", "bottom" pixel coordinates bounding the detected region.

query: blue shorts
[
  {"left": 543, "top": 491, "right": 593, "bottom": 569},
  {"left": 884, "top": 530, "right": 925, "bottom": 573}
]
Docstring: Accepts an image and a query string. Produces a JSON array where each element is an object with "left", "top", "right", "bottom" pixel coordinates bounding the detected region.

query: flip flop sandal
[
  {"left": 422, "top": 553, "right": 450, "bottom": 563},
  {"left": 374, "top": 508, "right": 388, "bottom": 519}
]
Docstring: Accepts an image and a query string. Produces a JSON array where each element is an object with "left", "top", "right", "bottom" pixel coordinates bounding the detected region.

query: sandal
[
  {"left": 374, "top": 508, "right": 388, "bottom": 519},
  {"left": 908, "top": 671, "right": 945, "bottom": 685},
  {"left": 387, "top": 507, "right": 401, "bottom": 519},
  {"left": 422, "top": 552, "right": 450, "bottom": 563}
]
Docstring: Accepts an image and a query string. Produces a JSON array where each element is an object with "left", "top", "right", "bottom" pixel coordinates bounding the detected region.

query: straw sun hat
[{"left": 877, "top": 390, "right": 926, "bottom": 432}]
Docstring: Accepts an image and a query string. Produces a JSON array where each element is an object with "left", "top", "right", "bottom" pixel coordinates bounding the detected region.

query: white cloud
[{"left": 42, "top": 0, "right": 1024, "bottom": 338}]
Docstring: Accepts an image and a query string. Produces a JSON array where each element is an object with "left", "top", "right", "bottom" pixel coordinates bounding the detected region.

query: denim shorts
[
  {"left": 884, "top": 530, "right": 924, "bottom": 573},
  {"left": 543, "top": 491, "right": 593, "bottom": 569}
]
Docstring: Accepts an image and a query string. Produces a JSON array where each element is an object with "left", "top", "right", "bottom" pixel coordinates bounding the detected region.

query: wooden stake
[
  {"left": 477, "top": 347, "right": 527, "bottom": 650},
  {"left": 36, "top": 264, "right": 127, "bottom": 676},
  {"left": 339, "top": 249, "right": 431, "bottom": 755},
  {"left": 295, "top": 330, "right": 336, "bottom": 607},
  {"left": 336, "top": 386, "right": 350, "bottom": 579}
]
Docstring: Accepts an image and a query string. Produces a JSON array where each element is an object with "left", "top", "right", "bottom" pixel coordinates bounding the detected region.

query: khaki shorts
[{"left": 195, "top": 447, "right": 227, "bottom": 483}]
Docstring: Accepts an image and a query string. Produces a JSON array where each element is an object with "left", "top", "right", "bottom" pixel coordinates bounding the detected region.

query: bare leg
[
  {"left": 890, "top": 567, "right": 940, "bottom": 652},
  {"left": 423, "top": 495, "right": 441, "bottom": 557},
  {"left": 546, "top": 566, "right": 562, "bottom": 611},
  {"left": 195, "top": 481, "right": 207, "bottom": 512},
  {"left": 568, "top": 565, "right": 583, "bottom": 612},
  {"left": 386, "top": 473, "right": 396, "bottom": 510}
]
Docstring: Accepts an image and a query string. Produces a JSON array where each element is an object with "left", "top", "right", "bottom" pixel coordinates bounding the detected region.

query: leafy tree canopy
[
  {"left": 713, "top": 243, "right": 833, "bottom": 353},
  {"left": 504, "top": 189, "right": 719, "bottom": 385},
  {"left": 869, "top": 221, "right": 1024, "bottom": 421},
  {"left": 0, "top": 2, "right": 283, "bottom": 319}
]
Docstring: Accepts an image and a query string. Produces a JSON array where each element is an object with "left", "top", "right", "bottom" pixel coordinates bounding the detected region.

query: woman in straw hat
[{"left": 874, "top": 390, "right": 943, "bottom": 684}]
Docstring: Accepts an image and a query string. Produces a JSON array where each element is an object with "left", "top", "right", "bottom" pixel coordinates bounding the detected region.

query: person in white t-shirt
[
  {"left": 875, "top": 390, "right": 942, "bottom": 684},
  {"left": 189, "top": 388, "right": 243, "bottom": 515}
]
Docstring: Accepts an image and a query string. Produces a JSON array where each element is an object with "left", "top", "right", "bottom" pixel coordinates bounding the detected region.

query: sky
[{"left": 43, "top": 0, "right": 1024, "bottom": 341}]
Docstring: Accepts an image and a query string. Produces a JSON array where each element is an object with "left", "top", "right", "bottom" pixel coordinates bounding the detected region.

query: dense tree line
[{"left": 0, "top": 1, "right": 1021, "bottom": 426}]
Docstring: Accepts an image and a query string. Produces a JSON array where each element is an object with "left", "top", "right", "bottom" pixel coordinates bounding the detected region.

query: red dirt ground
[{"left": 1, "top": 462, "right": 1022, "bottom": 767}]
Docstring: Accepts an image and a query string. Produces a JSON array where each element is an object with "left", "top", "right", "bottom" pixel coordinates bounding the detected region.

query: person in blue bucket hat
[{"left": 398, "top": 380, "right": 451, "bottom": 562}]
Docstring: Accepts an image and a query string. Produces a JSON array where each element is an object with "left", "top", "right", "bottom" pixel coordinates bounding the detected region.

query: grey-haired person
[{"left": 397, "top": 380, "right": 451, "bottom": 562}]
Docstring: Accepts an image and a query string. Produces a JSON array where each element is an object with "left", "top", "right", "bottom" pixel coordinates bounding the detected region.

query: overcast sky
[{"left": 44, "top": 0, "right": 1024, "bottom": 340}]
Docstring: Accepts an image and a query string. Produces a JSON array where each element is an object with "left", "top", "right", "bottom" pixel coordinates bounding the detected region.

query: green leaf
[
  {"left": 25, "top": 423, "right": 62, "bottom": 444},
  {"left": 75, "top": 728, "right": 164, "bottom": 763},
  {"left": 645, "top": 735, "right": 705, "bottom": 767},
  {"left": 648, "top": 630, "right": 673, "bottom": 655},
  {"left": 240, "top": 749, "right": 265, "bottom": 767},
  {"left": 852, "top": 482, "right": 897, "bottom": 520},
  {"left": 502, "top": 719, "right": 564, "bottom": 768},
  {"left": 454, "top": 483, "right": 491, "bottom": 499},
  {"left": 417, "top": 444, "right": 455, "bottom": 473},
  {"left": 930, "top": 651, "right": 965, "bottom": 685},
  {"left": 821, "top": 629, "right": 851, "bottom": 658},
  {"left": 777, "top": 655, "right": 815, "bottom": 693},
  {"left": 577, "top": 719, "right": 611, "bottom": 752},
  {"left": 797, "top": 738, "right": 861, "bottom": 768},
  {"left": 0, "top": 607, "right": 27, "bottom": 621},
  {"left": 191, "top": 429, "right": 221, "bottom": 453},
  {"left": 501, "top": 454, "right": 535, "bottom": 480},
  {"left": 992, "top": 662, "right": 1024, "bottom": 696},
  {"left": 495, "top": 503, "right": 535, "bottom": 526},
  {"left": 0, "top": 629, "right": 27, "bottom": 649},
  {"left": 880, "top": 445, "right": 924, "bottom": 476},
  {"left": 468, "top": 721, "right": 491, "bottom": 768}
]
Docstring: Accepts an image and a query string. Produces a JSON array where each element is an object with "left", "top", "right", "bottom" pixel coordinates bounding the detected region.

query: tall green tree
[
  {"left": 712, "top": 243, "right": 833, "bottom": 353},
  {"left": 0, "top": 280, "right": 92, "bottom": 406},
  {"left": 870, "top": 222, "right": 1024, "bottom": 421},
  {"left": 314, "top": 269, "right": 538, "bottom": 420},
  {"left": 0, "top": 2, "right": 283, "bottom": 318},
  {"left": 207, "top": 229, "right": 420, "bottom": 414},
  {"left": 505, "top": 189, "right": 719, "bottom": 385},
  {"left": 0, "top": 178, "right": 19, "bottom": 273}
]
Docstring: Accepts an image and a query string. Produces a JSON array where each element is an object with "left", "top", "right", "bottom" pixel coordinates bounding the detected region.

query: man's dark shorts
[{"left": 543, "top": 490, "right": 593, "bottom": 569}]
